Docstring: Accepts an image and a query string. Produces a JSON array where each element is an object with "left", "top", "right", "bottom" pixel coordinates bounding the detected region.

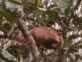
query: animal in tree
[{"left": 11, "top": 27, "right": 63, "bottom": 49}]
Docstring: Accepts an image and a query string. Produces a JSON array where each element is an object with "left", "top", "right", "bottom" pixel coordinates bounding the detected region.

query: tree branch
[{"left": 15, "top": 17, "right": 41, "bottom": 62}]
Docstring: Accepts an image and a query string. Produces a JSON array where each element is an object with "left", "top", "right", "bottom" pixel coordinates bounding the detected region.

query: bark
[
  {"left": 15, "top": 17, "right": 41, "bottom": 62},
  {"left": 15, "top": 1, "right": 41, "bottom": 61},
  {"left": 54, "top": 48, "right": 64, "bottom": 62}
]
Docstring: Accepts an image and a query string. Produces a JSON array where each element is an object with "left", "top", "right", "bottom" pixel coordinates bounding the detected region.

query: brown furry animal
[{"left": 12, "top": 27, "right": 63, "bottom": 49}]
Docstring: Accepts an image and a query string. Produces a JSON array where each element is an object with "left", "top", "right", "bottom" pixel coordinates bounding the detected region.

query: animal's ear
[{"left": 56, "top": 32, "right": 64, "bottom": 44}]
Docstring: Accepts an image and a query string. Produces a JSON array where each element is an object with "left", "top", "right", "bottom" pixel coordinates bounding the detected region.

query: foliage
[{"left": 0, "top": 0, "right": 82, "bottom": 62}]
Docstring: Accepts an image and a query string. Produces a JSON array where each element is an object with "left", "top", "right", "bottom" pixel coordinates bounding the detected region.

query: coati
[{"left": 11, "top": 27, "right": 63, "bottom": 49}]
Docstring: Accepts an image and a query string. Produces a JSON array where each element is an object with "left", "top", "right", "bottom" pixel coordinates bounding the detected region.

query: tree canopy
[{"left": 0, "top": 0, "right": 82, "bottom": 62}]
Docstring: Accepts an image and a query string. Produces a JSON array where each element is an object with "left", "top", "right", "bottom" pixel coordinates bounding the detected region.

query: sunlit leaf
[
  {"left": 58, "top": 0, "right": 72, "bottom": 8},
  {"left": 0, "top": 52, "right": 15, "bottom": 62}
]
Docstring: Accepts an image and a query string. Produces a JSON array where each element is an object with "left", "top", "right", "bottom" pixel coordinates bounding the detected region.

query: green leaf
[
  {"left": 59, "top": 0, "right": 72, "bottom": 8},
  {"left": 0, "top": 5, "right": 17, "bottom": 22},
  {"left": 24, "top": 3, "right": 37, "bottom": 12},
  {"left": 71, "top": 42, "right": 82, "bottom": 48},
  {"left": 8, "top": 0, "right": 22, "bottom": 5},
  {"left": 73, "top": 15, "right": 82, "bottom": 26},
  {"left": 68, "top": 34, "right": 80, "bottom": 40},
  {"left": 0, "top": 12, "right": 3, "bottom": 20},
  {"left": 3, "top": 23, "right": 12, "bottom": 31},
  {"left": 62, "top": 40, "right": 73, "bottom": 48}
]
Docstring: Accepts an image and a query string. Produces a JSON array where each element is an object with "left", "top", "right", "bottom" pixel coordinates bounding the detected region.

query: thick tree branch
[
  {"left": 54, "top": 48, "right": 64, "bottom": 62},
  {"left": 15, "top": 17, "right": 41, "bottom": 62}
]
